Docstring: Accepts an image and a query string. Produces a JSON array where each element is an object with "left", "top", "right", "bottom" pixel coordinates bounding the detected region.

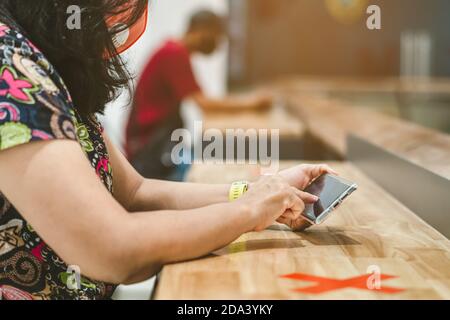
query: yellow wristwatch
[{"left": 229, "top": 181, "right": 250, "bottom": 202}]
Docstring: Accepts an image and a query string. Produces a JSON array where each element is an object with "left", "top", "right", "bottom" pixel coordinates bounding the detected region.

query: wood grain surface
[
  {"left": 283, "top": 94, "right": 450, "bottom": 180},
  {"left": 154, "top": 162, "right": 450, "bottom": 300},
  {"left": 202, "top": 104, "right": 305, "bottom": 138},
  {"left": 274, "top": 76, "right": 450, "bottom": 95}
]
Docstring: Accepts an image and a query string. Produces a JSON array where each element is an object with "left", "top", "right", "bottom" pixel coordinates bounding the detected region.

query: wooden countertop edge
[{"left": 283, "top": 93, "right": 450, "bottom": 180}]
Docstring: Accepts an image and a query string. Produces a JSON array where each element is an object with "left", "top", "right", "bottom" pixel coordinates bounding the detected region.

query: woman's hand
[
  {"left": 276, "top": 164, "right": 338, "bottom": 231},
  {"left": 237, "top": 175, "right": 318, "bottom": 232},
  {"left": 278, "top": 164, "right": 338, "bottom": 190},
  {"left": 276, "top": 215, "right": 313, "bottom": 232}
]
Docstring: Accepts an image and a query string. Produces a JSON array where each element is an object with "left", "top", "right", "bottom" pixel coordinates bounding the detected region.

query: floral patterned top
[{"left": 0, "top": 23, "right": 116, "bottom": 299}]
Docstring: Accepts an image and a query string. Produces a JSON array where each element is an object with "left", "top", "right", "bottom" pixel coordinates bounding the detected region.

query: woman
[{"left": 0, "top": 1, "right": 336, "bottom": 300}]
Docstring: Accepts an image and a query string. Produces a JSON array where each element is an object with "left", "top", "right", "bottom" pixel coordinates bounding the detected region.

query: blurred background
[
  {"left": 101, "top": 0, "right": 450, "bottom": 150},
  {"left": 227, "top": 0, "right": 450, "bottom": 83}
]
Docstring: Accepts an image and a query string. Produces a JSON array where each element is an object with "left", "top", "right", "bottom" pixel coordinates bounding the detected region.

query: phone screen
[{"left": 302, "top": 175, "right": 352, "bottom": 221}]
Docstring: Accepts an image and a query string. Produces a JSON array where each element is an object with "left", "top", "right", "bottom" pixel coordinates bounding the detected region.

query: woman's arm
[
  {"left": 105, "top": 135, "right": 336, "bottom": 212},
  {"left": 104, "top": 134, "right": 231, "bottom": 211},
  {"left": 105, "top": 136, "right": 337, "bottom": 212},
  {"left": 0, "top": 140, "right": 305, "bottom": 284},
  {"left": 130, "top": 181, "right": 230, "bottom": 211}
]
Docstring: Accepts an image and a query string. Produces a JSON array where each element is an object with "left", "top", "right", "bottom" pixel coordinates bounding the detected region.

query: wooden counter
[
  {"left": 283, "top": 94, "right": 450, "bottom": 180},
  {"left": 154, "top": 162, "right": 450, "bottom": 300},
  {"left": 202, "top": 104, "right": 305, "bottom": 139},
  {"left": 274, "top": 76, "right": 450, "bottom": 96}
]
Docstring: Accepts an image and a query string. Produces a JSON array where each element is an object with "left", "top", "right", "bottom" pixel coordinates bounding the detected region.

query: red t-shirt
[{"left": 126, "top": 40, "right": 200, "bottom": 159}]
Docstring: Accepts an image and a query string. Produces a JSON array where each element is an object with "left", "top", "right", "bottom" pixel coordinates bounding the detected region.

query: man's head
[{"left": 186, "top": 10, "right": 224, "bottom": 55}]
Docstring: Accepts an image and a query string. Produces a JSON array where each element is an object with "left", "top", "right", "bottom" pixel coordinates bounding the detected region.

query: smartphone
[{"left": 301, "top": 174, "right": 358, "bottom": 225}]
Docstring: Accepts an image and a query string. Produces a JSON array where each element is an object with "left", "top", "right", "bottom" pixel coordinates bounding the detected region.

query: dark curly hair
[{"left": 0, "top": 0, "right": 149, "bottom": 116}]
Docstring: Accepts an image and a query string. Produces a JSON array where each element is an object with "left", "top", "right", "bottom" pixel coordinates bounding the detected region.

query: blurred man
[{"left": 126, "top": 10, "right": 271, "bottom": 180}]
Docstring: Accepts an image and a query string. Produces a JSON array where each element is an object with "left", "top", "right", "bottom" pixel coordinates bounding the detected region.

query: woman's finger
[
  {"left": 281, "top": 209, "right": 297, "bottom": 220},
  {"left": 294, "top": 189, "right": 318, "bottom": 204},
  {"left": 276, "top": 216, "right": 293, "bottom": 229},
  {"left": 293, "top": 219, "right": 312, "bottom": 231},
  {"left": 287, "top": 188, "right": 305, "bottom": 217},
  {"left": 303, "top": 164, "right": 339, "bottom": 180},
  {"left": 321, "top": 164, "right": 339, "bottom": 176},
  {"left": 277, "top": 215, "right": 312, "bottom": 231}
]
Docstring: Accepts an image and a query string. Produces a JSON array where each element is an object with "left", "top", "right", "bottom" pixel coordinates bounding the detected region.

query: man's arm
[{"left": 164, "top": 44, "right": 271, "bottom": 112}]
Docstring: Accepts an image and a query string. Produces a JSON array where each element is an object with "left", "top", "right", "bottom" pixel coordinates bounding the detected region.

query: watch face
[{"left": 325, "top": 0, "right": 368, "bottom": 24}]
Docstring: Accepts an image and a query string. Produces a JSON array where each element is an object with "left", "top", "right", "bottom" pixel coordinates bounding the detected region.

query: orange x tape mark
[{"left": 281, "top": 273, "right": 405, "bottom": 294}]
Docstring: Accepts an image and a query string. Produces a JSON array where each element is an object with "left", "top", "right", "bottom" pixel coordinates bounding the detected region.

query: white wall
[{"left": 100, "top": 0, "right": 229, "bottom": 151}]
